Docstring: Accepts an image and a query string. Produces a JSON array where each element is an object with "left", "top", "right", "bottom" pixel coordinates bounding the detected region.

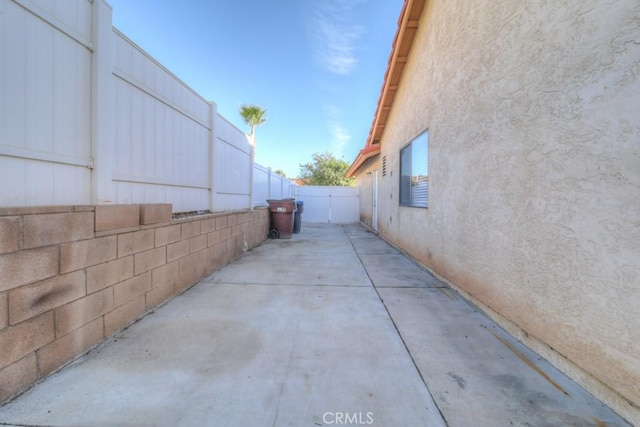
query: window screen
[{"left": 399, "top": 131, "right": 428, "bottom": 208}]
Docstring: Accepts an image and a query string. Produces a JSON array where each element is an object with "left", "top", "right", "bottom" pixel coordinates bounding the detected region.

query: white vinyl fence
[
  {"left": 294, "top": 186, "right": 359, "bottom": 223},
  {"left": 0, "top": 0, "right": 293, "bottom": 212},
  {"left": 252, "top": 164, "right": 294, "bottom": 208}
]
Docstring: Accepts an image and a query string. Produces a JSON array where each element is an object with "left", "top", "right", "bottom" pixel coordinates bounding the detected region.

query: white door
[{"left": 372, "top": 170, "right": 378, "bottom": 232}]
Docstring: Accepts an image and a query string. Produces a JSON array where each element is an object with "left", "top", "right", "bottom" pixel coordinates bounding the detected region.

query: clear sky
[{"left": 107, "top": 0, "right": 404, "bottom": 178}]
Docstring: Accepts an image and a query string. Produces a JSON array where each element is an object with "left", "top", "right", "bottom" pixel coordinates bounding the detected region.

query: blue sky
[{"left": 107, "top": 0, "right": 403, "bottom": 178}]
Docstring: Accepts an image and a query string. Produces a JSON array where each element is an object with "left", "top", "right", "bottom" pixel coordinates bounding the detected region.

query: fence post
[
  {"left": 208, "top": 102, "right": 217, "bottom": 212},
  {"left": 249, "top": 142, "right": 255, "bottom": 209},
  {"left": 90, "top": 0, "right": 115, "bottom": 204},
  {"left": 267, "top": 167, "right": 272, "bottom": 200}
]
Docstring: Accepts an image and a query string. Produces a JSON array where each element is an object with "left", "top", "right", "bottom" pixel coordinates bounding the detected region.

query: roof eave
[
  {"left": 347, "top": 0, "right": 426, "bottom": 177},
  {"left": 346, "top": 144, "right": 381, "bottom": 178}
]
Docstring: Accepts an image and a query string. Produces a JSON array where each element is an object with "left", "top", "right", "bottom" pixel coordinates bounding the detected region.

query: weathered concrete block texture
[
  {"left": 0, "top": 217, "right": 20, "bottom": 255},
  {"left": 114, "top": 272, "right": 152, "bottom": 308},
  {"left": 155, "top": 224, "right": 181, "bottom": 247},
  {"left": 60, "top": 236, "right": 117, "bottom": 273},
  {"left": 146, "top": 261, "right": 178, "bottom": 309},
  {"left": 0, "top": 354, "right": 37, "bottom": 402},
  {"left": 354, "top": 0, "right": 640, "bottom": 420},
  {"left": 23, "top": 212, "right": 93, "bottom": 249},
  {"left": 0, "top": 204, "right": 269, "bottom": 403},
  {"left": 167, "top": 240, "right": 190, "bottom": 263},
  {"left": 94, "top": 205, "right": 140, "bottom": 232},
  {"left": 139, "top": 204, "right": 171, "bottom": 225},
  {"left": 9, "top": 271, "right": 86, "bottom": 325},
  {"left": 134, "top": 247, "right": 166, "bottom": 275},
  {"left": 55, "top": 288, "right": 114, "bottom": 336},
  {"left": 180, "top": 221, "right": 201, "bottom": 240},
  {"left": 86, "top": 256, "right": 134, "bottom": 294},
  {"left": 104, "top": 295, "right": 146, "bottom": 337},
  {"left": 0, "top": 313, "right": 54, "bottom": 368},
  {"left": 0, "top": 247, "right": 58, "bottom": 292},
  {"left": 37, "top": 318, "right": 104, "bottom": 377},
  {"left": 0, "top": 293, "right": 7, "bottom": 331},
  {"left": 189, "top": 235, "right": 207, "bottom": 253},
  {"left": 117, "top": 229, "right": 154, "bottom": 258}
]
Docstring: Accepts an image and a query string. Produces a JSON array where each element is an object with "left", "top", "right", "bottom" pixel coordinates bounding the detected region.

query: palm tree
[{"left": 239, "top": 104, "right": 267, "bottom": 147}]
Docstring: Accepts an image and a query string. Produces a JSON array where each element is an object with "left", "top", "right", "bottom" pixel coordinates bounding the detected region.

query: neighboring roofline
[
  {"left": 346, "top": 0, "right": 426, "bottom": 178},
  {"left": 345, "top": 144, "right": 381, "bottom": 178}
]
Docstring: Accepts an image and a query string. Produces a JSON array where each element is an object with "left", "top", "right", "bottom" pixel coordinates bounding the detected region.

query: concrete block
[
  {"left": 215, "top": 216, "right": 228, "bottom": 231},
  {"left": 60, "top": 236, "right": 117, "bottom": 274},
  {"left": 181, "top": 221, "right": 201, "bottom": 239},
  {"left": 9, "top": 271, "right": 86, "bottom": 325},
  {"left": 207, "top": 230, "right": 221, "bottom": 247},
  {"left": 134, "top": 247, "right": 166, "bottom": 276},
  {"left": 155, "top": 224, "right": 181, "bottom": 247},
  {"left": 23, "top": 212, "right": 94, "bottom": 249},
  {"left": 0, "top": 247, "right": 58, "bottom": 293},
  {"left": 225, "top": 239, "right": 237, "bottom": 263},
  {"left": 0, "top": 353, "right": 37, "bottom": 402},
  {"left": 86, "top": 256, "right": 134, "bottom": 294},
  {"left": 118, "top": 229, "right": 154, "bottom": 258},
  {"left": 220, "top": 226, "right": 232, "bottom": 242},
  {"left": 189, "top": 235, "right": 207, "bottom": 253},
  {"left": 227, "top": 214, "right": 238, "bottom": 227},
  {"left": 167, "top": 240, "right": 189, "bottom": 263},
  {"left": 151, "top": 261, "right": 178, "bottom": 291},
  {"left": 196, "top": 249, "right": 211, "bottom": 279},
  {"left": 0, "top": 217, "right": 20, "bottom": 255},
  {"left": 38, "top": 318, "right": 104, "bottom": 377},
  {"left": 211, "top": 242, "right": 227, "bottom": 271},
  {"left": 200, "top": 218, "right": 216, "bottom": 234},
  {"left": 55, "top": 288, "right": 114, "bottom": 336},
  {"left": 146, "top": 261, "right": 179, "bottom": 310},
  {"left": 0, "top": 206, "right": 72, "bottom": 216},
  {"left": 104, "top": 295, "right": 145, "bottom": 337},
  {"left": 95, "top": 205, "right": 140, "bottom": 232},
  {"left": 177, "top": 253, "right": 198, "bottom": 291},
  {"left": 0, "top": 292, "right": 7, "bottom": 331},
  {"left": 114, "top": 272, "right": 151, "bottom": 308},
  {"left": 0, "top": 312, "right": 54, "bottom": 368},
  {"left": 139, "top": 204, "right": 172, "bottom": 225}
]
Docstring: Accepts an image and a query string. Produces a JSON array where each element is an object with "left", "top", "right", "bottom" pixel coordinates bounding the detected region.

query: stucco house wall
[{"left": 360, "top": 0, "right": 639, "bottom": 419}]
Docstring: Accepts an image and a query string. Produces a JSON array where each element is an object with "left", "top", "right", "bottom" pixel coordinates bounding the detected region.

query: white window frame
[{"left": 399, "top": 130, "right": 428, "bottom": 208}]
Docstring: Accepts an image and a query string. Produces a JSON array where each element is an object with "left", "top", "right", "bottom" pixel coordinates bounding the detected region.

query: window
[{"left": 399, "top": 130, "right": 428, "bottom": 208}]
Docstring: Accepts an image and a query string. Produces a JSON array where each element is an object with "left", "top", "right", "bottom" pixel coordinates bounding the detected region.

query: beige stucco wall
[{"left": 366, "top": 0, "right": 640, "bottom": 420}]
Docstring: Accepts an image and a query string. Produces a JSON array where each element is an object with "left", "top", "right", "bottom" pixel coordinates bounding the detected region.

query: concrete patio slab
[
  {"left": 348, "top": 237, "right": 400, "bottom": 255},
  {"left": 378, "top": 286, "right": 630, "bottom": 426},
  {"left": 359, "top": 253, "right": 446, "bottom": 288},
  {"left": 0, "top": 223, "right": 632, "bottom": 426},
  {"left": 210, "top": 252, "right": 371, "bottom": 287}
]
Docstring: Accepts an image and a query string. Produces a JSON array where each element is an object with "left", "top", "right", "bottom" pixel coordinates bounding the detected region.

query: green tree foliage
[
  {"left": 274, "top": 169, "right": 287, "bottom": 177},
  {"left": 239, "top": 104, "right": 267, "bottom": 142},
  {"left": 299, "top": 152, "right": 355, "bottom": 186}
]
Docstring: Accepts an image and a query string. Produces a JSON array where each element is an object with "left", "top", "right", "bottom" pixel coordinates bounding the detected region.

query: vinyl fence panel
[
  {"left": 0, "top": 0, "right": 93, "bottom": 205},
  {"left": 0, "top": 0, "right": 287, "bottom": 213},
  {"left": 294, "top": 186, "right": 359, "bottom": 223}
]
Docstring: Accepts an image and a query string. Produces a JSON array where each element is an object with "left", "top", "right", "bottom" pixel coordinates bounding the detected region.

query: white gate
[{"left": 294, "top": 186, "right": 359, "bottom": 223}]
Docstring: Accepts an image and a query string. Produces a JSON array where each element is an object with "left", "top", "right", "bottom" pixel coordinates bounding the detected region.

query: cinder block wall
[{"left": 0, "top": 204, "right": 269, "bottom": 402}]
